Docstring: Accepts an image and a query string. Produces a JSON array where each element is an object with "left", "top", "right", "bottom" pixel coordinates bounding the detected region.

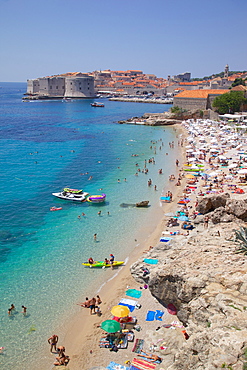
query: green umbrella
[{"left": 100, "top": 319, "right": 121, "bottom": 333}]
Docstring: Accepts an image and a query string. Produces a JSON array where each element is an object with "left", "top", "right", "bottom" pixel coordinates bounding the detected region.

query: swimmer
[
  {"left": 98, "top": 211, "right": 101, "bottom": 216},
  {"left": 94, "top": 233, "right": 97, "bottom": 241}
]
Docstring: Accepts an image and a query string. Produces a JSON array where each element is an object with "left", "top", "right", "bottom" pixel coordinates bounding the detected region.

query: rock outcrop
[
  {"left": 130, "top": 221, "right": 247, "bottom": 369},
  {"left": 196, "top": 193, "right": 247, "bottom": 223}
]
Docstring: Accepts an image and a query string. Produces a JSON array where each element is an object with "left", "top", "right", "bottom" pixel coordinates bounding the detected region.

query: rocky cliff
[{"left": 130, "top": 197, "right": 247, "bottom": 369}]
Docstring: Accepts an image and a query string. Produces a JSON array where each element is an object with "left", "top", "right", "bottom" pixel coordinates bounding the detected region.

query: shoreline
[{"left": 55, "top": 124, "right": 185, "bottom": 370}]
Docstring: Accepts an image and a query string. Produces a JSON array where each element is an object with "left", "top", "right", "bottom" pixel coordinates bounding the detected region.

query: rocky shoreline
[
  {"left": 130, "top": 193, "right": 247, "bottom": 369},
  {"left": 118, "top": 110, "right": 215, "bottom": 126}
]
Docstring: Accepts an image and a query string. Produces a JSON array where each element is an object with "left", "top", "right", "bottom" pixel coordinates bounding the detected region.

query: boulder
[
  {"left": 209, "top": 207, "right": 235, "bottom": 224},
  {"left": 196, "top": 193, "right": 230, "bottom": 214},
  {"left": 225, "top": 198, "right": 247, "bottom": 221}
]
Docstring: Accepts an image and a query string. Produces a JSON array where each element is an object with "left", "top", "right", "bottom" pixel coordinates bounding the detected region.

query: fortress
[{"left": 25, "top": 72, "right": 95, "bottom": 99}]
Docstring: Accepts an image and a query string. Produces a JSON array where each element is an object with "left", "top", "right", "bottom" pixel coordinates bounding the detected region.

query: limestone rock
[
  {"left": 131, "top": 221, "right": 247, "bottom": 369},
  {"left": 196, "top": 193, "right": 230, "bottom": 214},
  {"left": 225, "top": 198, "right": 247, "bottom": 221}
]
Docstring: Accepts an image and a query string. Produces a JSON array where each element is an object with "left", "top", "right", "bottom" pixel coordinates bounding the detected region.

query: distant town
[{"left": 24, "top": 66, "right": 247, "bottom": 112}]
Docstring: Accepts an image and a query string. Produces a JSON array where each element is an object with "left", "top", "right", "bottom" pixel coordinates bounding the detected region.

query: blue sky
[{"left": 1, "top": 0, "right": 246, "bottom": 82}]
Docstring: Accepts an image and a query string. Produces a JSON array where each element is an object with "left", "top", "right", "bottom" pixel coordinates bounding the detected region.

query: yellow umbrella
[
  {"left": 185, "top": 174, "right": 195, "bottom": 179},
  {"left": 111, "top": 305, "right": 130, "bottom": 318}
]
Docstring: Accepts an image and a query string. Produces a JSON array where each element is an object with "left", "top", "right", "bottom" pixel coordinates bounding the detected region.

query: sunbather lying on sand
[{"left": 137, "top": 351, "right": 162, "bottom": 363}]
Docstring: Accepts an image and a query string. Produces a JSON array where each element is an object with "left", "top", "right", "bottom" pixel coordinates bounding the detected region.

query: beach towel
[
  {"left": 155, "top": 310, "right": 164, "bottom": 321},
  {"left": 143, "top": 258, "right": 158, "bottom": 264},
  {"left": 146, "top": 311, "right": 155, "bottom": 321},
  {"left": 132, "top": 339, "right": 144, "bottom": 353},
  {"left": 159, "top": 237, "right": 171, "bottom": 243},
  {"left": 119, "top": 298, "right": 137, "bottom": 312},
  {"left": 130, "top": 358, "right": 156, "bottom": 370},
  {"left": 138, "top": 352, "right": 162, "bottom": 364},
  {"left": 126, "top": 289, "right": 142, "bottom": 299},
  {"left": 106, "top": 361, "right": 129, "bottom": 370}
]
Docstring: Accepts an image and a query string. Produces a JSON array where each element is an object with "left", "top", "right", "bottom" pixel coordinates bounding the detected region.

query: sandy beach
[{"left": 50, "top": 117, "right": 247, "bottom": 370}]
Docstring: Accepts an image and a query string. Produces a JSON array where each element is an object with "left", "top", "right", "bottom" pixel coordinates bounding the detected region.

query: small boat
[
  {"left": 82, "top": 261, "right": 124, "bottom": 268},
  {"left": 136, "top": 200, "right": 149, "bottom": 207},
  {"left": 50, "top": 206, "right": 63, "bottom": 211},
  {"left": 86, "top": 194, "right": 106, "bottom": 203},
  {"left": 91, "top": 102, "right": 104, "bottom": 107},
  {"left": 52, "top": 188, "right": 89, "bottom": 202}
]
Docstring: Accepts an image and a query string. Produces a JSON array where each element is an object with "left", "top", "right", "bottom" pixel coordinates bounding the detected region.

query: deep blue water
[{"left": 0, "top": 82, "right": 175, "bottom": 369}]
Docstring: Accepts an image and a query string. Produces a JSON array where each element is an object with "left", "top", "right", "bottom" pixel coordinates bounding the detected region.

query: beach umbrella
[
  {"left": 111, "top": 305, "right": 130, "bottom": 318},
  {"left": 228, "top": 163, "right": 238, "bottom": 169},
  {"left": 164, "top": 212, "right": 176, "bottom": 217},
  {"left": 100, "top": 319, "right": 121, "bottom": 333},
  {"left": 238, "top": 169, "right": 247, "bottom": 174},
  {"left": 178, "top": 216, "right": 189, "bottom": 221},
  {"left": 185, "top": 174, "right": 195, "bottom": 179}
]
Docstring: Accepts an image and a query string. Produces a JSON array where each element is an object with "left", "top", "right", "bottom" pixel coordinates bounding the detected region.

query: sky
[{"left": 0, "top": 0, "right": 246, "bottom": 82}]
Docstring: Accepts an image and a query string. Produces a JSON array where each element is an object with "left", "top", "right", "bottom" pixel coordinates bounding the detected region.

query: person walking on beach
[{"left": 48, "top": 334, "right": 59, "bottom": 353}]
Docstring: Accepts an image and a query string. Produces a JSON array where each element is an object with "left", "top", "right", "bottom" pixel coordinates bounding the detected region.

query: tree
[
  {"left": 212, "top": 91, "right": 247, "bottom": 114},
  {"left": 231, "top": 78, "right": 246, "bottom": 88}
]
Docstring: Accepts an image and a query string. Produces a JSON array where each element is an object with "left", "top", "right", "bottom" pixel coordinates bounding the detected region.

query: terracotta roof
[
  {"left": 175, "top": 89, "right": 229, "bottom": 99},
  {"left": 178, "top": 82, "right": 199, "bottom": 86},
  {"left": 231, "top": 85, "right": 247, "bottom": 91}
]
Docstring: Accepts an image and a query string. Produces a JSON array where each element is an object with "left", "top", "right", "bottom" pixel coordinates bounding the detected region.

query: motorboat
[
  {"left": 86, "top": 193, "right": 106, "bottom": 203},
  {"left": 52, "top": 188, "right": 89, "bottom": 202},
  {"left": 91, "top": 102, "right": 104, "bottom": 107}
]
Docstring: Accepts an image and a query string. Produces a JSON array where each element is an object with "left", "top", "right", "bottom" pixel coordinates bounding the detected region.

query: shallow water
[{"left": 0, "top": 82, "right": 177, "bottom": 369}]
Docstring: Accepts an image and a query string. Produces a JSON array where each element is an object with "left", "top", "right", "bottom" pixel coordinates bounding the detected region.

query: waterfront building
[
  {"left": 173, "top": 89, "right": 229, "bottom": 110},
  {"left": 26, "top": 73, "right": 95, "bottom": 99}
]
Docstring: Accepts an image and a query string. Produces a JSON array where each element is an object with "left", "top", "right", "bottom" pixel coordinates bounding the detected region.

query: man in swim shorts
[
  {"left": 89, "top": 297, "right": 96, "bottom": 315},
  {"left": 48, "top": 334, "right": 59, "bottom": 353}
]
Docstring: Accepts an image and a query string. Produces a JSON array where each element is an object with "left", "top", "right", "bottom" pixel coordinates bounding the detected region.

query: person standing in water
[
  {"left": 48, "top": 334, "right": 59, "bottom": 353},
  {"left": 109, "top": 254, "right": 115, "bottom": 269}
]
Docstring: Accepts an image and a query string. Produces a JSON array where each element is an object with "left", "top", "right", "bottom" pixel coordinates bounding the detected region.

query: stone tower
[{"left": 224, "top": 64, "right": 229, "bottom": 78}]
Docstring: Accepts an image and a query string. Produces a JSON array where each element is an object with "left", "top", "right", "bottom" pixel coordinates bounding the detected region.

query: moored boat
[
  {"left": 86, "top": 193, "right": 106, "bottom": 203},
  {"left": 52, "top": 188, "right": 89, "bottom": 202},
  {"left": 50, "top": 206, "right": 63, "bottom": 211},
  {"left": 82, "top": 261, "right": 124, "bottom": 268},
  {"left": 91, "top": 102, "right": 104, "bottom": 107}
]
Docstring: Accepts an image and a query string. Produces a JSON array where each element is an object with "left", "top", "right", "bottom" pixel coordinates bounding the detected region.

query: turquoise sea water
[{"left": 0, "top": 82, "right": 177, "bottom": 369}]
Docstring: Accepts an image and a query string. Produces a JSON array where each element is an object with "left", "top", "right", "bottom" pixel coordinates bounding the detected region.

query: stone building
[
  {"left": 26, "top": 73, "right": 95, "bottom": 99},
  {"left": 173, "top": 89, "right": 229, "bottom": 110}
]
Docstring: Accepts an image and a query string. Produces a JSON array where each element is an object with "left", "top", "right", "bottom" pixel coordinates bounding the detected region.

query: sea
[{"left": 0, "top": 82, "right": 177, "bottom": 369}]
